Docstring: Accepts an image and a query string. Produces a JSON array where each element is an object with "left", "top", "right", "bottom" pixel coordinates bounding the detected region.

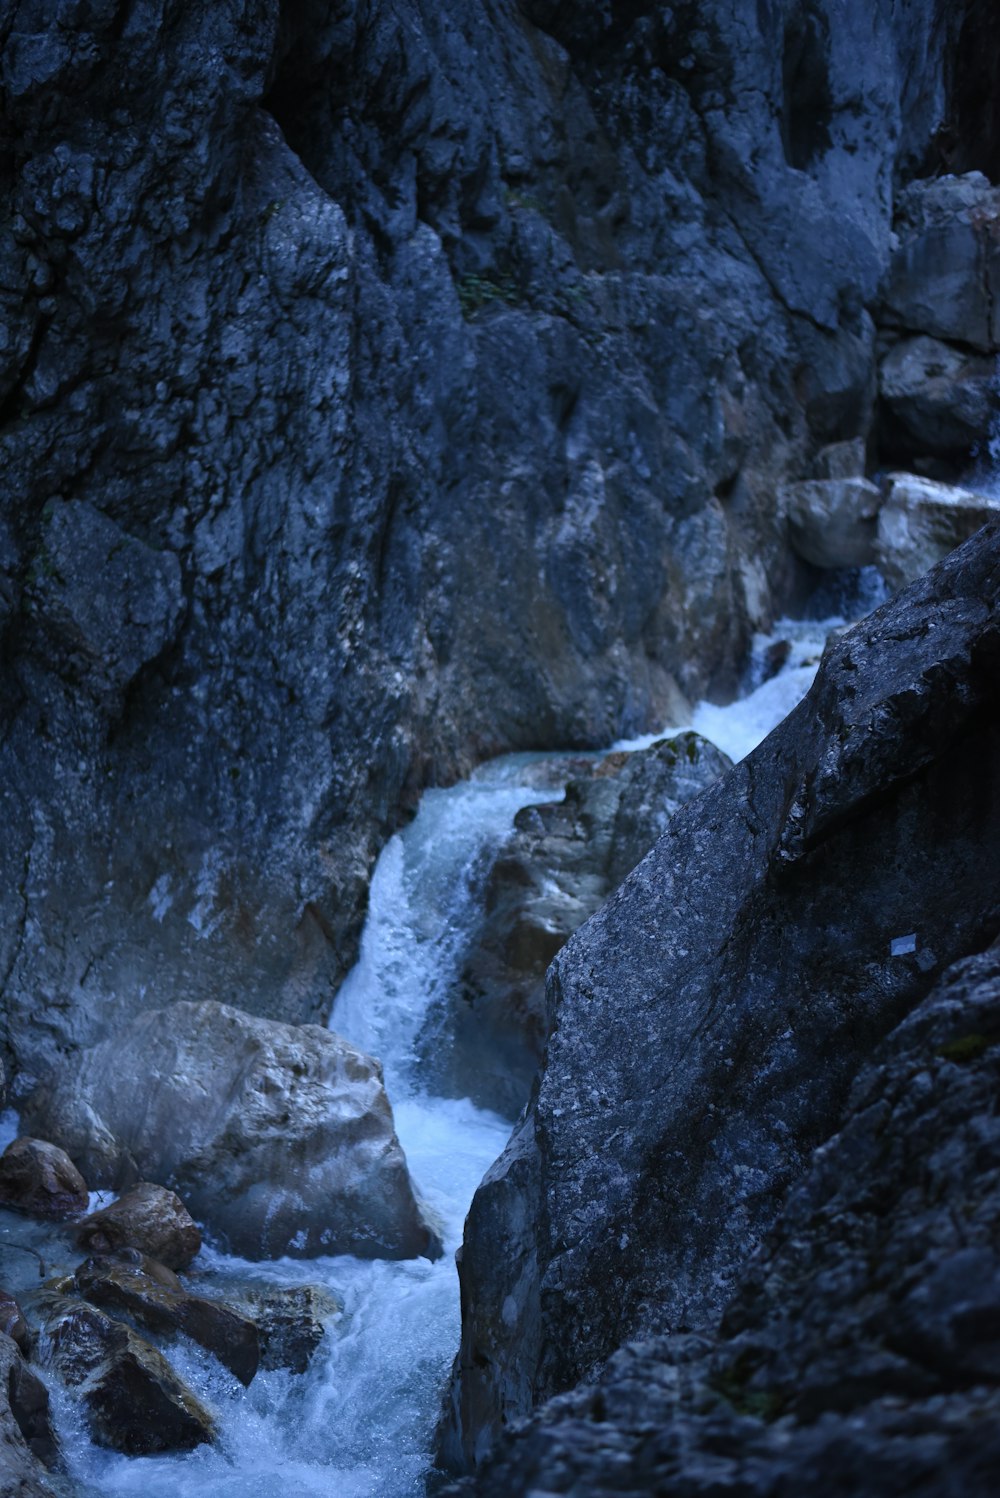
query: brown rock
[
  {"left": 0, "top": 1332, "right": 59, "bottom": 1493},
  {"left": 38, "top": 1294, "right": 214, "bottom": 1454},
  {"left": 0, "top": 1290, "right": 31, "bottom": 1355},
  {"left": 0, "top": 1138, "right": 88, "bottom": 1220},
  {"left": 75, "top": 1182, "right": 201, "bottom": 1270},
  {"left": 75, "top": 1252, "right": 259, "bottom": 1386}
]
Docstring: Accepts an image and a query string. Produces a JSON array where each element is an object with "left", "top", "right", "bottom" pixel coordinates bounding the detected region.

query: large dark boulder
[
  {"left": 24, "top": 1001, "right": 442, "bottom": 1261},
  {"left": 442, "top": 521, "right": 1000, "bottom": 1470},
  {"left": 0, "top": 1332, "right": 59, "bottom": 1497},
  {"left": 446, "top": 937, "right": 1000, "bottom": 1497}
]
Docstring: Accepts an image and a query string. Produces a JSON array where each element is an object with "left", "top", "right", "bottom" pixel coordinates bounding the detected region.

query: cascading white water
[{"left": 12, "top": 612, "right": 856, "bottom": 1497}]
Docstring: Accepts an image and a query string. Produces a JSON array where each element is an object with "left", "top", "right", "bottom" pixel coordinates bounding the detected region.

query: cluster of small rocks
[{"left": 0, "top": 1137, "right": 339, "bottom": 1493}]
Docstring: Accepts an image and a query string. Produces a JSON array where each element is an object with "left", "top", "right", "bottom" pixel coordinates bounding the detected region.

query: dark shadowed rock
[
  {"left": 428, "top": 734, "right": 730, "bottom": 1116},
  {"left": 74, "top": 1183, "right": 201, "bottom": 1271},
  {"left": 878, "top": 335, "right": 996, "bottom": 460},
  {"left": 0, "top": 1290, "right": 31, "bottom": 1356},
  {"left": 75, "top": 1253, "right": 260, "bottom": 1386},
  {"left": 881, "top": 173, "right": 1000, "bottom": 352},
  {"left": 446, "top": 938, "right": 1000, "bottom": 1498},
  {"left": 0, "top": 0, "right": 972, "bottom": 1092},
  {"left": 0, "top": 1139, "right": 88, "bottom": 1221},
  {"left": 231, "top": 1284, "right": 340, "bottom": 1374},
  {"left": 442, "top": 522, "right": 1000, "bottom": 1470},
  {"left": 0, "top": 1332, "right": 59, "bottom": 1496},
  {"left": 38, "top": 1294, "right": 214, "bottom": 1455},
  {"left": 27, "top": 1003, "right": 441, "bottom": 1261}
]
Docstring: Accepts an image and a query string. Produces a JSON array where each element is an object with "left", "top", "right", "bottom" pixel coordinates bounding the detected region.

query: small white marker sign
[{"left": 890, "top": 933, "right": 918, "bottom": 957}]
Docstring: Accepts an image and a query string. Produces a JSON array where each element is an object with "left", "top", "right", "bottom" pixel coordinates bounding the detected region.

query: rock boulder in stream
[
  {"left": 0, "top": 1139, "right": 89, "bottom": 1221},
  {"left": 38, "top": 1295, "right": 215, "bottom": 1455},
  {"left": 24, "top": 1001, "right": 442, "bottom": 1261},
  {"left": 430, "top": 733, "right": 731, "bottom": 1117},
  {"left": 442, "top": 521, "right": 1000, "bottom": 1470},
  {"left": 75, "top": 1183, "right": 202, "bottom": 1270}
]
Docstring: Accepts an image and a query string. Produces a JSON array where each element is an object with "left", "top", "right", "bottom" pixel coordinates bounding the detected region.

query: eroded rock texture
[
  {"left": 442, "top": 524, "right": 1000, "bottom": 1470},
  {"left": 446, "top": 938, "right": 1000, "bottom": 1497},
  {"left": 0, "top": 1, "right": 971, "bottom": 1082}
]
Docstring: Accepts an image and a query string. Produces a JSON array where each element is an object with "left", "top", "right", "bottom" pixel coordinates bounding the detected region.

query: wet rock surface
[
  {"left": 443, "top": 523, "right": 1000, "bottom": 1469},
  {"left": 426, "top": 734, "right": 731, "bottom": 1117},
  {"left": 445, "top": 939, "right": 1000, "bottom": 1497},
  {"left": 37, "top": 1294, "right": 215, "bottom": 1455},
  {"left": 0, "top": 1331, "right": 60, "bottom": 1497},
  {"left": 0, "top": 1141, "right": 88, "bottom": 1222},
  {"left": 230, "top": 1284, "right": 339, "bottom": 1374},
  {"left": 74, "top": 1253, "right": 260, "bottom": 1387},
  {"left": 25, "top": 1002, "right": 442, "bottom": 1261},
  {"left": 875, "top": 475, "right": 1000, "bottom": 592},
  {"left": 74, "top": 1183, "right": 202, "bottom": 1271}
]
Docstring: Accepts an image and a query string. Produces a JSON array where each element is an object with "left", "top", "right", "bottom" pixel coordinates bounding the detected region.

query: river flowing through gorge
[{"left": 0, "top": 589, "right": 884, "bottom": 1498}]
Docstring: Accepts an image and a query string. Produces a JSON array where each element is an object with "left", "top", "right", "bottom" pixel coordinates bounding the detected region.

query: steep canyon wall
[{"left": 0, "top": 0, "right": 973, "bottom": 1081}]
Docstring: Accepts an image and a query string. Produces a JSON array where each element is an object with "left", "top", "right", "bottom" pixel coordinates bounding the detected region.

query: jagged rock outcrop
[
  {"left": 444, "top": 937, "right": 1000, "bottom": 1497},
  {"left": 425, "top": 733, "right": 731, "bottom": 1116},
  {"left": 23, "top": 1001, "right": 442, "bottom": 1261},
  {"left": 441, "top": 522, "right": 1000, "bottom": 1471},
  {"left": 0, "top": 0, "right": 976, "bottom": 1083}
]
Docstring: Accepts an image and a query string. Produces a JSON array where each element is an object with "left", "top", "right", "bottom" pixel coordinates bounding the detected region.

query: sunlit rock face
[
  {"left": 443, "top": 522, "right": 1000, "bottom": 1470},
  {"left": 0, "top": 1, "right": 970, "bottom": 1080}
]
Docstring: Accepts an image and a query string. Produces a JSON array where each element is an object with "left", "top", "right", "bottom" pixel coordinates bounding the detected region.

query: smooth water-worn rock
[
  {"left": 38, "top": 1294, "right": 215, "bottom": 1455},
  {"left": 0, "top": 1139, "right": 89, "bottom": 1221},
  {"left": 427, "top": 734, "right": 730, "bottom": 1117},
  {"left": 0, "top": 0, "right": 974, "bottom": 1086},
  {"left": 74, "top": 1253, "right": 260, "bottom": 1386},
  {"left": 0, "top": 1290, "right": 31, "bottom": 1356},
  {"left": 74, "top": 1183, "right": 202, "bottom": 1271},
  {"left": 782, "top": 476, "right": 881, "bottom": 568},
  {"left": 446, "top": 938, "right": 1000, "bottom": 1498},
  {"left": 443, "top": 522, "right": 1000, "bottom": 1470},
  {"left": 0, "top": 1331, "right": 60, "bottom": 1496},
  {"left": 26, "top": 1002, "right": 441, "bottom": 1261},
  {"left": 875, "top": 475, "right": 999, "bottom": 591}
]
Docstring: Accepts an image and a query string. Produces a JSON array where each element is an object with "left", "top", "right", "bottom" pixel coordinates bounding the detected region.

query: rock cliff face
[
  {"left": 0, "top": 0, "right": 977, "bottom": 1081},
  {"left": 442, "top": 523, "right": 1000, "bottom": 1470}
]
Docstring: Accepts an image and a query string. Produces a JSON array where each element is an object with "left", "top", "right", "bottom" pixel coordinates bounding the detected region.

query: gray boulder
[
  {"left": 448, "top": 939, "right": 1000, "bottom": 1498},
  {"left": 427, "top": 734, "right": 731, "bottom": 1118},
  {"left": 231, "top": 1284, "right": 340, "bottom": 1374},
  {"left": 878, "top": 334, "right": 996, "bottom": 459},
  {"left": 442, "top": 521, "right": 1000, "bottom": 1470},
  {"left": 24, "top": 1001, "right": 442, "bottom": 1262},
  {"left": 881, "top": 173, "right": 1000, "bottom": 352},
  {"left": 875, "top": 473, "right": 999, "bottom": 591},
  {"left": 782, "top": 476, "right": 881, "bottom": 568}
]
